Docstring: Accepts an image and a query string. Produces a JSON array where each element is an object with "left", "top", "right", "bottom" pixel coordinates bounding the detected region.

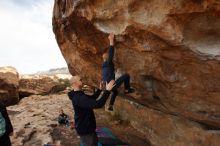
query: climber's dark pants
[{"left": 109, "top": 74, "right": 131, "bottom": 106}]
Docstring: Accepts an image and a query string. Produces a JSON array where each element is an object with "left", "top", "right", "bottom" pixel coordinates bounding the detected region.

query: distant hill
[{"left": 35, "top": 67, "right": 70, "bottom": 75}]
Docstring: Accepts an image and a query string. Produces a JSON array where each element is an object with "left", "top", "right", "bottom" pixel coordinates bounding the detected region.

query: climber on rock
[{"left": 102, "top": 33, "right": 135, "bottom": 111}]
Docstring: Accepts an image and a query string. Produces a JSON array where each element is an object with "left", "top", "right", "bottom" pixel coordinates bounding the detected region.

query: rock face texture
[
  {"left": 0, "top": 66, "right": 19, "bottom": 105},
  {"left": 114, "top": 96, "right": 220, "bottom": 146},
  {"left": 19, "top": 75, "right": 59, "bottom": 98},
  {"left": 53, "top": 0, "right": 220, "bottom": 145}
]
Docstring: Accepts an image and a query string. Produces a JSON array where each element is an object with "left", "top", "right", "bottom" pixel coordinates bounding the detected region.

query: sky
[{"left": 0, "top": 0, "right": 67, "bottom": 74}]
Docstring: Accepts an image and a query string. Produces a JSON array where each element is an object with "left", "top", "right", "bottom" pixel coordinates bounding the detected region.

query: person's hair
[
  {"left": 103, "top": 46, "right": 109, "bottom": 54},
  {"left": 102, "top": 46, "right": 109, "bottom": 61},
  {"left": 69, "top": 76, "right": 79, "bottom": 85}
]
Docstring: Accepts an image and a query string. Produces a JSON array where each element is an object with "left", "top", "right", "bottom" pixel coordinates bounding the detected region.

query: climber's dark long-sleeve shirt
[{"left": 102, "top": 45, "right": 115, "bottom": 82}]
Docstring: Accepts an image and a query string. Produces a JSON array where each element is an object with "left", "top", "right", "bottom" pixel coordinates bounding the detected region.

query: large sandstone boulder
[
  {"left": 114, "top": 96, "right": 220, "bottom": 146},
  {"left": 0, "top": 66, "right": 19, "bottom": 105},
  {"left": 53, "top": 0, "right": 220, "bottom": 145},
  {"left": 19, "top": 75, "right": 59, "bottom": 98}
]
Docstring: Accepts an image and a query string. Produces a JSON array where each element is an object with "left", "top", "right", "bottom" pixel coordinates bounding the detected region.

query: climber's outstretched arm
[{"left": 107, "top": 33, "right": 115, "bottom": 62}]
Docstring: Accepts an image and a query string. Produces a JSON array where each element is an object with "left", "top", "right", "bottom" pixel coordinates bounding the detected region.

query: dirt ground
[
  {"left": 51, "top": 108, "right": 152, "bottom": 146},
  {"left": 8, "top": 93, "right": 151, "bottom": 146}
]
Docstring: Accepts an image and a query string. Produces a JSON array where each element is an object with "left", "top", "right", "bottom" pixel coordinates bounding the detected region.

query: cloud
[{"left": 0, "top": 0, "right": 67, "bottom": 74}]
